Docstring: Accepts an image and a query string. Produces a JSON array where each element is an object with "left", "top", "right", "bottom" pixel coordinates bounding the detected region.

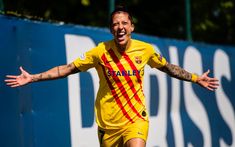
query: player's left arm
[{"left": 158, "top": 62, "right": 219, "bottom": 91}]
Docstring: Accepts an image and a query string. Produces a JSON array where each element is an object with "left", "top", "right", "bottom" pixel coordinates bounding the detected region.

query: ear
[{"left": 131, "top": 24, "right": 135, "bottom": 32}]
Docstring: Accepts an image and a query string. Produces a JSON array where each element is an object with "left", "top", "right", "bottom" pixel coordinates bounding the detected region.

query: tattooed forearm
[
  {"left": 31, "top": 70, "right": 59, "bottom": 82},
  {"left": 159, "top": 63, "right": 192, "bottom": 81},
  {"left": 30, "top": 63, "right": 79, "bottom": 83}
]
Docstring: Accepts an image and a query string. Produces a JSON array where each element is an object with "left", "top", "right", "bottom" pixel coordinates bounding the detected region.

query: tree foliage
[{"left": 2, "top": 0, "right": 235, "bottom": 45}]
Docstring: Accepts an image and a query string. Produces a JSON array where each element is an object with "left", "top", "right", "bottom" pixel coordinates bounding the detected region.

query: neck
[{"left": 115, "top": 39, "right": 131, "bottom": 53}]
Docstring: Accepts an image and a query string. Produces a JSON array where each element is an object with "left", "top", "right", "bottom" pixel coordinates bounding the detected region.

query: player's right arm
[{"left": 5, "top": 63, "right": 79, "bottom": 88}]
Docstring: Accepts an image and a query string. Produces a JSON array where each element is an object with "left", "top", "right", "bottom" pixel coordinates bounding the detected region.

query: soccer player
[{"left": 5, "top": 5, "right": 219, "bottom": 147}]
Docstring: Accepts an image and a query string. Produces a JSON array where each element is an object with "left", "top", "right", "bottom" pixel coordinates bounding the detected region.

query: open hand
[
  {"left": 197, "top": 70, "right": 219, "bottom": 91},
  {"left": 5, "top": 66, "right": 32, "bottom": 87}
]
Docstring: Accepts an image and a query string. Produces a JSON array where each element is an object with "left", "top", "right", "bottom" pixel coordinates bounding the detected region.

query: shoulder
[
  {"left": 97, "top": 40, "right": 113, "bottom": 48},
  {"left": 131, "top": 39, "right": 155, "bottom": 54},
  {"left": 89, "top": 40, "right": 114, "bottom": 57},
  {"left": 90, "top": 40, "right": 110, "bottom": 51},
  {"left": 132, "top": 39, "right": 153, "bottom": 48}
]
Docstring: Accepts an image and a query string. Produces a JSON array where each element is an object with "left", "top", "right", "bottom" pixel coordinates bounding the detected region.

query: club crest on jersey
[{"left": 135, "top": 56, "right": 142, "bottom": 64}]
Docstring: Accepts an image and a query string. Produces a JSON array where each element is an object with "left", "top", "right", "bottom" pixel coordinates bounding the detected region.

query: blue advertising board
[{"left": 0, "top": 15, "right": 234, "bottom": 147}]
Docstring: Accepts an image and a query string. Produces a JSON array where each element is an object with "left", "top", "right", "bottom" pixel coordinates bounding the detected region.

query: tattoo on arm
[
  {"left": 67, "top": 64, "right": 72, "bottom": 68},
  {"left": 159, "top": 63, "right": 192, "bottom": 81},
  {"left": 67, "top": 63, "right": 80, "bottom": 74},
  {"left": 57, "top": 66, "right": 61, "bottom": 77},
  {"left": 31, "top": 63, "right": 80, "bottom": 83},
  {"left": 31, "top": 73, "right": 43, "bottom": 82},
  {"left": 47, "top": 74, "right": 52, "bottom": 79},
  {"left": 39, "top": 73, "right": 43, "bottom": 80},
  {"left": 67, "top": 64, "right": 72, "bottom": 72}
]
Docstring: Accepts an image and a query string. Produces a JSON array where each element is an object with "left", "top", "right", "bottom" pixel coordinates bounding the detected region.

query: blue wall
[{"left": 0, "top": 15, "right": 234, "bottom": 147}]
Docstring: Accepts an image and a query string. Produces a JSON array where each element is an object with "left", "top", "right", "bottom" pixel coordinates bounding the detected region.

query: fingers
[
  {"left": 5, "top": 79, "right": 17, "bottom": 82},
  {"left": 203, "top": 76, "right": 219, "bottom": 83},
  {"left": 208, "top": 80, "right": 219, "bottom": 85},
  {"left": 5, "top": 75, "right": 18, "bottom": 79},
  {"left": 208, "top": 78, "right": 219, "bottom": 87},
  {"left": 210, "top": 78, "right": 219, "bottom": 82},
  {"left": 206, "top": 87, "right": 214, "bottom": 91},
  {"left": 6, "top": 81, "right": 18, "bottom": 86},
  {"left": 8, "top": 83, "right": 21, "bottom": 88},
  {"left": 5, "top": 76, "right": 18, "bottom": 86},
  {"left": 208, "top": 84, "right": 219, "bottom": 89},
  {"left": 5, "top": 75, "right": 20, "bottom": 86},
  {"left": 205, "top": 69, "right": 210, "bottom": 75},
  {"left": 205, "top": 80, "right": 219, "bottom": 91},
  {"left": 5, "top": 80, "right": 20, "bottom": 87},
  {"left": 204, "top": 84, "right": 217, "bottom": 91},
  {"left": 20, "top": 66, "right": 24, "bottom": 72}
]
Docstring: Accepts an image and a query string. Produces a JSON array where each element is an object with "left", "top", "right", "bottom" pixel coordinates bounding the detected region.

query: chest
[
  {"left": 104, "top": 50, "right": 148, "bottom": 69},
  {"left": 99, "top": 49, "right": 149, "bottom": 78}
]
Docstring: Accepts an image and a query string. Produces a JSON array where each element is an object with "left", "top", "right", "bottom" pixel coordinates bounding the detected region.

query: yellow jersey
[{"left": 73, "top": 39, "right": 167, "bottom": 129}]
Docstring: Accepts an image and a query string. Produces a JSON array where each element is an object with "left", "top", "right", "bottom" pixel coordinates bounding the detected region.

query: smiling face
[{"left": 110, "top": 11, "right": 134, "bottom": 51}]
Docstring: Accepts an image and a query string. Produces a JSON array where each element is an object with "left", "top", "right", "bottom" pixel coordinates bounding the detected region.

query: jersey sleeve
[
  {"left": 73, "top": 47, "right": 99, "bottom": 71},
  {"left": 147, "top": 46, "right": 167, "bottom": 68}
]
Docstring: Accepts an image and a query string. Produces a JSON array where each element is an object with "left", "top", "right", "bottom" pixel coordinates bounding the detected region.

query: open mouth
[{"left": 117, "top": 32, "right": 126, "bottom": 41}]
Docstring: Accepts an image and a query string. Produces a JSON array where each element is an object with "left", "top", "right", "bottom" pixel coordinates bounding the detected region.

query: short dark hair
[{"left": 110, "top": 5, "right": 134, "bottom": 25}]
